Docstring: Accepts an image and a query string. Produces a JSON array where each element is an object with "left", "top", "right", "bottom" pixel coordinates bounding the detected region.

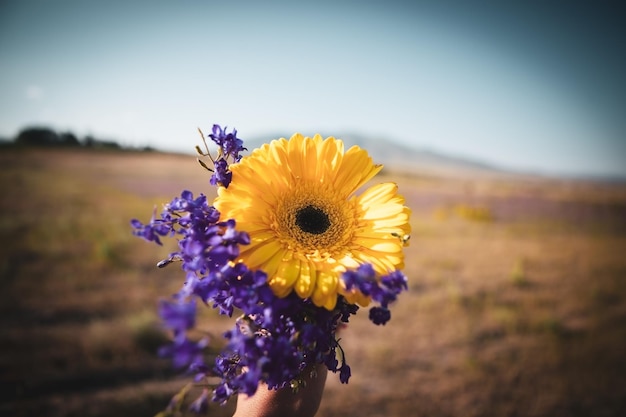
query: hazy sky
[{"left": 1, "top": 0, "right": 624, "bottom": 178}]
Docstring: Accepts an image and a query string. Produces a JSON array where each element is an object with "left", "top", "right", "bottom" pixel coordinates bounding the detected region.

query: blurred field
[{"left": 1, "top": 147, "right": 625, "bottom": 417}]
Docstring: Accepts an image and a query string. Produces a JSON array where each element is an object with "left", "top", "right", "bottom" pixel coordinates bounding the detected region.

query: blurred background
[
  {"left": 1, "top": 1, "right": 625, "bottom": 416},
  {"left": 1, "top": 0, "right": 625, "bottom": 178}
]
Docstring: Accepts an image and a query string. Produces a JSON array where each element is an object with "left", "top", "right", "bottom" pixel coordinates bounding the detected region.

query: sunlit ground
[{"left": 1, "top": 148, "right": 624, "bottom": 417}]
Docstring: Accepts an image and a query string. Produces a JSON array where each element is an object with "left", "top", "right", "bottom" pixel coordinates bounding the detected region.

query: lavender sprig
[
  {"left": 343, "top": 264, "right": 408, "bottom": 325},
  {"left": 195, "top": 124, "right": 246, "bottom": 188}
]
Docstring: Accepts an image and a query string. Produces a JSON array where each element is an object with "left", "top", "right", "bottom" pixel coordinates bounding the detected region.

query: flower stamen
[{"left": 295, "top": 205, "right": 331, "bottom": 235}]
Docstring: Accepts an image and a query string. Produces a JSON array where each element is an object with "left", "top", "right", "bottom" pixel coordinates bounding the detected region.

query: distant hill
[{"left": 243, "top": 132, "right": 511, "bottom": 178}]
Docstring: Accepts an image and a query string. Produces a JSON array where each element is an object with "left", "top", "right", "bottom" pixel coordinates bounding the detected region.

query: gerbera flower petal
[
  {"left": 318, "top": 135, "right": 343, "bottom": 179},
  {"left": 294, "top": 260, "right": 316, "bottom": 299},
  {"left": 333, "top": 146, "right": 382, "bottom": 195},
  {"left": 312, "top": 271, "right": 339, "bottom": 310},
  {"left": 243, "top": 240, "right": 283, "bottom": 270},
  {"left": 251, "top": 246, "right": 285, "bottom": 279},
  {"left": 357, "top": 182, "right": 400, "bottom": 207},
  {"left": 271, "top": 256, "right": 302, "bottom": 298}
]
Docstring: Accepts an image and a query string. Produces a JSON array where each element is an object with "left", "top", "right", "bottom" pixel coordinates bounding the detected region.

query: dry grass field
[{"left": 1, "top": 147, "right": 625, "bottom": 417}]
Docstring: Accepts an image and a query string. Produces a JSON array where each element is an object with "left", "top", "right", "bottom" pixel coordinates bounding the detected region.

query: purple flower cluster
[
  {"left": 343, "top": 264, "right": 408, "bottom": 325},
  {"left": 208, "top": 124, "right": 245, "bottom": 162},
  {"left": 131, "top": 189, "right": 362, "bottom": 405},
  {"left": 217, "top": 292, "right": 360, "bottom": 398},
  {"left": 206, "top": 124, "right": 246, "bottom": 188},
  {"left": 131, "top": 124, "right": 408, "bottom": 411}
]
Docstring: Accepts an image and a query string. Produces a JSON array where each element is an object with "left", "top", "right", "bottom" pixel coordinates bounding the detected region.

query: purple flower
[
  {"left": 343, "top": 263, "right": 377, "bottom": 295},
  {"left": 212, "top": 381, "right": 234, "bottom": 405},
  {"left": 209, "top": 158, "right": 233, "bottom": 187},
  {"left": 158, "top": 332, "right": 208, "bottom": 370},
  {"left": 158, "top": 298, "right": 197, "bottom": 331},
  {"left": 339, "top": 363, "right": 351, "bottom": 384},
  {"left": 382, "top": 270, "right": 409, "bottom": 293},
  {"left": 342, "top": 266, "right": 408, "bottom": 324},
  {"left": 208, "top": 124, "right": 246, "bottom": 162},
  {"left": 200, "top": 124, "right": 246, "bottom": 187},
  {"left": 369, "top": 306, "right": 392, "bottom": 325},
  {"left": 130, "top": 209, "right": 173, "bottom": 245}
]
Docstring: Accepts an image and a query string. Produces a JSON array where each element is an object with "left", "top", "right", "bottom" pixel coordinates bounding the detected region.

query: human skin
[{"left": 232, "top": 365, "right": 328, "bottom": 417}]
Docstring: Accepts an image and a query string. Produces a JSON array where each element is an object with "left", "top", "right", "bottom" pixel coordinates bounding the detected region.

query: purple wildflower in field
[{"left": 131, "top": 123, "right": 410, "bottom": 411}]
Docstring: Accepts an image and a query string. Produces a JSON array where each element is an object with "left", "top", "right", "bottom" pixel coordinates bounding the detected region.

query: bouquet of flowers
[{"left": 131, "top": 124, "right": 411, "bottom": 412}]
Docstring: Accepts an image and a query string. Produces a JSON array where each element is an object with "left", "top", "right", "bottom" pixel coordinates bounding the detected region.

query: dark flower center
[{"left": 295, "top": 205, "right": 331, "bottom": 235}]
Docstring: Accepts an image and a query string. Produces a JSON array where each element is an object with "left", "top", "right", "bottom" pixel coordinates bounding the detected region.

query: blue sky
[{"left": 1, "top": 0, "right": 624, "bottom": 178}]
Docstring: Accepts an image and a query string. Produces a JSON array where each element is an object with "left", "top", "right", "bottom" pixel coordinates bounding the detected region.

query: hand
[{"left": 232, "top": 364, "right": 328, "bottom": 417}]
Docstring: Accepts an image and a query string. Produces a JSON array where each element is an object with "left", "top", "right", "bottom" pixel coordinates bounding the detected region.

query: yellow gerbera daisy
[{"left": 213, "top": 133, "right": 410, "bottom": 310}]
